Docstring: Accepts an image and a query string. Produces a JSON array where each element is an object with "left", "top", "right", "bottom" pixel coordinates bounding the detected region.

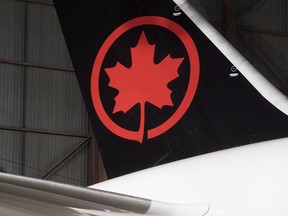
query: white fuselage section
[{"left": 91, "top": 138, "right": 288, "bottom": 216}]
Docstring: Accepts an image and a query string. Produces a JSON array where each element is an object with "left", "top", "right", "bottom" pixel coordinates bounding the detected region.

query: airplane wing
[
  {"left": 1, "top": 138, "right": 288, "bottom": 216},
  {"left": 0, "top": 172, "right": 149, "bottom": 216},
  {"left": 0, "top": 173, "right": 209, "bottom": 216}
]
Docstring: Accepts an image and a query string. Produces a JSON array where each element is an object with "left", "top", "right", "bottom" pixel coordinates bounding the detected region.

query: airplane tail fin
[{"left": 53, "top": 0, "right": 288, "bottom": 178}]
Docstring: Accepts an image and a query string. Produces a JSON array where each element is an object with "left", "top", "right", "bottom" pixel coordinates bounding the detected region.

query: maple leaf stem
[{"left": 138, "top": 102, "right": 145, "bottom": 144}]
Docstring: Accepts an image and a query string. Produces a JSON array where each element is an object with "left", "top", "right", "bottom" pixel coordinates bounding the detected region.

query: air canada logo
[{"left": 91, "top": 16, "right": 199, "bottom": 143}]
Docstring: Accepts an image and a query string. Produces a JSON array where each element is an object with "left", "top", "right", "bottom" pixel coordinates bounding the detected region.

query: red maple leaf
[{"left": 105, "top": 31, "right": 184, "bottom": 143}]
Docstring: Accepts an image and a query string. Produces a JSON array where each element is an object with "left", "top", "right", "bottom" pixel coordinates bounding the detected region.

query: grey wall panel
[
  {"left": 36, "top": 0, "right": 54, "bottom": 5},
  {"left": 0, "top": 64, "right": 24, "bottom": 127},
  {"left": 0, "top": 0, "right": 25, "bottom": 61},
  {"left": 237, "top": 31, "right": 288, "bottom": 90},
  {"left": 50, "top": 147, "right": 88, "bottom": 186},
  {"left": 236, "top": 0, "right": 250, "bottom": 12},
  {"left": 239, "top": 0, "right": 286, "bottom": 32},
  {"left": 0, "top": 130, "right": 22, "bottom": 175},
  {"left": 257, "top": 34, "right": 287, "bottom": 80},
  {"left": 236, "top": 0, "right": 288, "bottom": 90},
  {"left": 286, "top": 0, "right": 288, "bottom": 32},
  {"left": 27, "top": 2, "right": 73, "bottom": 69},
  {"left": 24, "top": 133, "right": 86, "bottom": 184},
  {"left": 0, "top": 0, "right": 93, "bottom": 186},
  {"left": 25, "top": 67, "right": 88, "bottom": 134}
]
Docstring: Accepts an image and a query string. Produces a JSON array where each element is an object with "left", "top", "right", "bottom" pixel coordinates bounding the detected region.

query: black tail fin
[{"left": 53, "top": 0, "right": 288, "bottom": 178}]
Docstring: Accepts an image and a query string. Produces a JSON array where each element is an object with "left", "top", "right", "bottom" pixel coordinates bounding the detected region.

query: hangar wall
[
  {"left": 0, "top": 0, "right": 287, "bottom": 186},
  {"left": 189, "top": 0, "right": 288, "bottom": 94},
  {"left": 0, "top": 0, "right": 106, "bottom": 186}
]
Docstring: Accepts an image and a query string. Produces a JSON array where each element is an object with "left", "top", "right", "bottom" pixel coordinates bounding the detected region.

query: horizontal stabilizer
[{"left": 0, "top": 173, "right": 209, "bottom": 216}]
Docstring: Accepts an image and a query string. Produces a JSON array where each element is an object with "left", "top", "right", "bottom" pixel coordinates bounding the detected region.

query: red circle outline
[{"left": 91, "top": 16, "right": 200, "bottom": 142}]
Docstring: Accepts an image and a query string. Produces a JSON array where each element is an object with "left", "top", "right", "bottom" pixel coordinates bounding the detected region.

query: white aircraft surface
[
  {"left": 0, "top": 0, "right": 288, "bottom": 215},
  {"left": 1, "top": 138, "right": 288, "bottom": 215}
]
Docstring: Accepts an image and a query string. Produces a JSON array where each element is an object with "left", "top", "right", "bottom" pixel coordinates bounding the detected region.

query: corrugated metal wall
[
  {"left": 188, "top": 0, "right": 288, "bottom": 94},
  {"left": 0, "top": 0, "right": 26, "bottom": 176},
  {"left": 0, "top": 0, "right": 91, "bottom": 186},
  {"left": 0, "top": 0, "right": 287, "bottom": 186},
  {"left": 236, "top": 0, "right": 288, "bottom": 94}
]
